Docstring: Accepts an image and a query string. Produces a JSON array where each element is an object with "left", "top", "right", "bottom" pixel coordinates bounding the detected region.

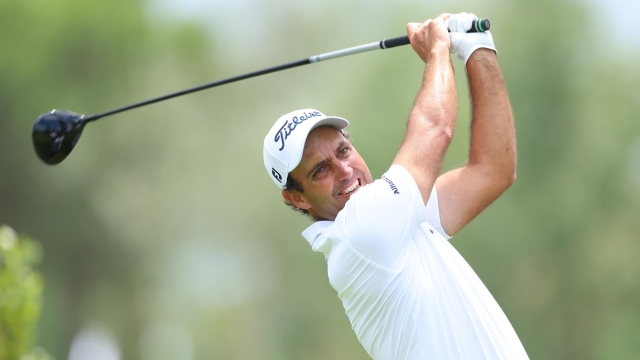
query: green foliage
[{"left": 0, "top": 226, "right": 51, "bottom": 360}]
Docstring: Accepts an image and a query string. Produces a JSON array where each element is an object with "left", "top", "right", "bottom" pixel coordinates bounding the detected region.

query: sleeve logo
[{"left": 381, "top": 176, "right": 400, "bottom": 194}]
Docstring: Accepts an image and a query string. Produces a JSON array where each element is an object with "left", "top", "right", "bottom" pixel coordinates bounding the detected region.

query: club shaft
[
  {"left": 84, "top": 36, "right": 411, "bottom": 122},
  {"left": 77, "top": 17, "right": 492, "bottom": 122}
]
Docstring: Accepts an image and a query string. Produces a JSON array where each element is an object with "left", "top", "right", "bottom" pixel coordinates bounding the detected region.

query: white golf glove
[{"left": 447, "top": 12, "right": 497, "bottom": 64}]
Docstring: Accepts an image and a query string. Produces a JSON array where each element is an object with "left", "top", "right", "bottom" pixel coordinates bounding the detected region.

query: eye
[
  {"left": 339, "top": 146, "right": 350, "bottom": 156},
  {"left": 313, "top": 166, "right": 325, "bottom": 178}
]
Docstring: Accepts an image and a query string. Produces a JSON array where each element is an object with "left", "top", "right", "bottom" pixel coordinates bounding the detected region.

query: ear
[{"left": 282, "top": 189, "right": 312, "bottom": 210}]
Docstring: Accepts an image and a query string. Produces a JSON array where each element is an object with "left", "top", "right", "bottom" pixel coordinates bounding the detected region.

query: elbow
[
  {"left": 437, "top": 127, "right": 455, "bottom": 145},
  {"left": 435, "top": 112, "right": 456, "bottom": 141},
  {"left": 432, "top": 121, "right": 455, "bottom": 143},
  {"left": 471, "top": 156, "right": 517, "bottom": 189},
  {"left": 411, "top": 111, "right": 456, "bottom": 143},
  {"left": 495, "top": 153, "right": 517, "bottom": 189},
  {"left": 486, "top": 163, "right": 516, "bottom": 191},
  {"left": 506, "top": 170, "right": 517, "bottom": 188},
  {"left": 418, "top": 123, "right": 454, "bottom": 148},
  {"left": 501, "top": 164, "right": 517, "bottom": 190},
  {"left": 488, "top": 169, "right": 515, "bottom": 196}
]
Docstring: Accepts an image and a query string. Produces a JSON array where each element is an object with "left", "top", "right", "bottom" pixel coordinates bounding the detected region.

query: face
[{"left": 283, "top": 126, "right": 373, "bottom": 221}]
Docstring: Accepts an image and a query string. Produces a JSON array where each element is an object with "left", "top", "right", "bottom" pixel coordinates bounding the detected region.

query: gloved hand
[{"left": 447, "top": 12, "right": 497, "bottom": 64}]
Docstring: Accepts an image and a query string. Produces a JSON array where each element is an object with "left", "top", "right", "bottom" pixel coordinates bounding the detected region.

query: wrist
[
  {"left": 426, "top": 43, "right": 451, "bottom": 61},
  {"left": 467, "top": 48, "right": 497, "bottom": 62},
  {"left": 466, "top": 48, "right": 499, "bottom": 70},
  {"left": 449, "top": 30, "right": 497, "bottom": 64}
]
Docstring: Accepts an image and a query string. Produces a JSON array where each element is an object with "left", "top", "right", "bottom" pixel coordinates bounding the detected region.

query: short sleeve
[
  {"left": 335, "top": 165, "right": 427, "bottom": 270},
  {"left": 425, "top": 186, "right": 452, "bottom": 239}
]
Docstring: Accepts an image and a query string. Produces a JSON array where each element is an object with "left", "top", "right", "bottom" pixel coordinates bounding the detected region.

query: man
[{"left": 263, "top": 12, "right": 528, "bottom": 360}]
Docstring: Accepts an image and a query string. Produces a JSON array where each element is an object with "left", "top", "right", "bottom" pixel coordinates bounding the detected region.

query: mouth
[{"left": 339, "top": 178, "right": 361, "bottom": 196}]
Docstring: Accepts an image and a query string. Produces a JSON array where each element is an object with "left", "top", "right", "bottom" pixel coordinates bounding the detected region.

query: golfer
[{"left": 263, "top": 12, "right": 528, "bottom": 359}]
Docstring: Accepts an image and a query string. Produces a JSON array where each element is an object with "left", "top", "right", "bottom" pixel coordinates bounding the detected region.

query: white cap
[{"left": 263, "top": 109, "right": 349, "bottom": 189}]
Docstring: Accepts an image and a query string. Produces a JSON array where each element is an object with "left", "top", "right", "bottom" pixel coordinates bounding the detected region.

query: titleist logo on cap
[{"left": 274, "top": 111, "right": 322, "bottom": 151}]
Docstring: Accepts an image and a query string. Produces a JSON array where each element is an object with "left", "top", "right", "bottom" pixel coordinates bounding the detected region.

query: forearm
[
  {"left": 409, "top": 47, "right": 458, "bottom": 139},
  {"left": 396, "top": 14, "right": 458, "bottom": 204},
  {"left": 429, "top": 15, "right": 514, "bottom": 235},
  {"left": 394, "top": 46, "right": 457, "bottom": 200},
  {"left": 466, "top": 49, "right": 516, "bottom": 182}
]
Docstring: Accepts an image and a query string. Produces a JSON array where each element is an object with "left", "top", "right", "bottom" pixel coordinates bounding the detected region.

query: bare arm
[
  {"left": 393, "top": 14, "right": 458, "bottom": 205},
  {"left": 436, "top": 49, "right": 516, "bottom": 236}
]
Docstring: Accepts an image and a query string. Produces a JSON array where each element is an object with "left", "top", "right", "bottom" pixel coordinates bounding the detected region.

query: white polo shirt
[{"left": 302, "top": 165, "right": 529, "bottom": 360}]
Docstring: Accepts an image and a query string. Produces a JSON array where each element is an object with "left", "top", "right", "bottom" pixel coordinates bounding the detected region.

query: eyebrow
[{"left": 306, "top": 140, "right": 349, "bottom": 179}]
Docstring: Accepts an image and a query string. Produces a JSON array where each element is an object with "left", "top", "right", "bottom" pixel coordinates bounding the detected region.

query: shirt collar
[{"left": 301, "top": 220, "right": 333, "bottom": 247}]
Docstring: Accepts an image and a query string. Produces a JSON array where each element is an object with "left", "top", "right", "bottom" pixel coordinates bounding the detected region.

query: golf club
[{"left": 32, "top": 19, "right": 490, "bottom": 165}]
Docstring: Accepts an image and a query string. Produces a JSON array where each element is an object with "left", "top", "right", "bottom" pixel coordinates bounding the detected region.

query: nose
[{"left": 336, "top": 160, "right": 353, "bottom": 181}]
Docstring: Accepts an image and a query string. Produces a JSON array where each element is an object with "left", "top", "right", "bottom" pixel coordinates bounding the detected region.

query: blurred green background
[{"left": 1, "top": 0, "right": 640, "bottom": 358}]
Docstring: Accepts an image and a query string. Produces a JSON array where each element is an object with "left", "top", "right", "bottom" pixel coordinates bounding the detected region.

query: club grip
[
  {"left": 447, "top": 18, "right": 491, "bottom": 33},
  {"left": 380, "top": 36, "right": 411, "bottom": 49},
  {"left": 381, "top": 18, "right": 490, "bottom": 50}
]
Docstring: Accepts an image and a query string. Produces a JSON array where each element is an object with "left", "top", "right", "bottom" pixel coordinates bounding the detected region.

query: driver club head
[{"left": 32, "top": 110, "right": 87, "bottom": 165}]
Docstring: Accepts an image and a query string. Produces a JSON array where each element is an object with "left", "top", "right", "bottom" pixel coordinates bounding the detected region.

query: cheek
[
  {"left": 313, "top": 177, "right": 335, "bottom": 197},
  {"left": 354, "top": 157, "right": 371, "bottom": 181},
  {"left": 351, "top": 155, "right": 366, "bottom": 170},
  {"left": 307, "top": 178, "right": 326, "bottom": 194},
  {"left": 311, "top": 182, "right": 321, "bottom": 192}
]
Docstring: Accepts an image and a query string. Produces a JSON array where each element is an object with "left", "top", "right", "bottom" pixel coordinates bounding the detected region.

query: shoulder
[
  {"left": 351, "top": 165, "right": 425, "bottom": 210},
  {"left": 339, "top": 165, "right": 427, "bottom": 239},
  {"left": 327, "top": 165, "right": 428, "bottom": 270}
]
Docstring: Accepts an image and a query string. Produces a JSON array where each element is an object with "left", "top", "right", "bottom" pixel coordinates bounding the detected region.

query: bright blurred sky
[{"left": 146, "top": 0, "right": 640, "bottom": 49}]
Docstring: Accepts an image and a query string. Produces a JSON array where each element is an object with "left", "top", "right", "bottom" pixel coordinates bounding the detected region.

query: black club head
[{"left": 32, "top": 110, "right": 87, "bottom": 165}]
